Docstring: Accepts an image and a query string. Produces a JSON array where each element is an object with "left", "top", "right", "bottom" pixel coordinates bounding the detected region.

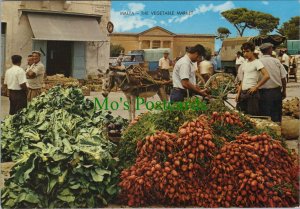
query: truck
[
  {"left": 287, "top": 40, "right": 300, "bottom": 55},
  {"left": 219, "top": 35, "right": 286, "bottom": 74},
  {"left": 219, "top": 37, "right": 250, "bottom": 74},
  {"left": 120, "top": 48, "right": 172, "bottom": 71}
]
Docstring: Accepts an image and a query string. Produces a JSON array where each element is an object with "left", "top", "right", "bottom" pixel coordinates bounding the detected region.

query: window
[
  {"left": 1, "top": 22, "right": 7, "bottom": 35},
  {"left": 163, "top": 41, "right": 171, "bottom": 48},
  {"left": 152, "top": 40, "right": 160, "bottom": 49}
]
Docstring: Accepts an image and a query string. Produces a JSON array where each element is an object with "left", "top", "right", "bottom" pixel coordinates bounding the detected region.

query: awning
[{"left": 27, "top": 13, "right": 107, "bottom": 42}]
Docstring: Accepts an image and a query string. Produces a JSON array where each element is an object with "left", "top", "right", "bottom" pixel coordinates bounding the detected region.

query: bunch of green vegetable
[
  {"left": 1, "top": 87, "right": 122, "bottom": 208},
  {"left": 1, "top": 86, "right": 115, "bottom": 161}
]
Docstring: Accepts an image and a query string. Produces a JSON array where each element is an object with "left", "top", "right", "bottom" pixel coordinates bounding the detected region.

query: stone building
[
  {"left": 1, "top": 1, "right": 111, "bottom": 78},
  {"left": 110, "top": 26, "right": 216, "bottom": 59}
]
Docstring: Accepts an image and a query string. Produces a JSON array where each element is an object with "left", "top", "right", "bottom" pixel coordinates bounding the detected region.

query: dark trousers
[
  {"left": 283, "top": 65, "right": 289, "bottom": 82},
  {"left": 160, "top": 69, "right": 170, "bottom": 80},
  {"left": 236, "top": 90, "right": 260, "bottom": 116},
  {"left": 9, "top": 90, "right": 27, "bottom": 115},
  {"left": 170, "top": 88, "right": 188, "bottom": 103},
  {"left": 283, "top": 64, "right": 289, "bottom": 73},
  {"left": 259, "top": 87, "right": 282, "bottom": 122}
]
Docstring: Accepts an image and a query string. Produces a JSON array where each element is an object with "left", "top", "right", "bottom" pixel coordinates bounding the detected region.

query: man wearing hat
[
  {"left": 170, "top": 44, "right": 209, "bottom": 103},
  {"left": 259, "top": 42, "right": 287, "bottom": 123},
  {"left": 159, "top": 50, "right": 173, "bottom": 80},
  {"left": 26, "top": 51, "right": 45, "bottom": 101}
]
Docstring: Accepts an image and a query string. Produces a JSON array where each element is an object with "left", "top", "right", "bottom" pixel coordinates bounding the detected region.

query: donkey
[{"left": 101, "top": 68, "right": 169, "bottom": 121}]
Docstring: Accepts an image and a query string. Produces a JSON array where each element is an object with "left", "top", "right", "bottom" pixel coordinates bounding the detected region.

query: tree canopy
[
  {"left": 221, "top": 8, "right": 279, "bottom": 36},
  {"left": 110, "top": 44, "right": 125, "bottom": 57},
  {"left": 216, "top": 27, "right": 231, "bottom": 41},
  {"left": 277, "top": 16, "right": 300, "bottom": 40}
]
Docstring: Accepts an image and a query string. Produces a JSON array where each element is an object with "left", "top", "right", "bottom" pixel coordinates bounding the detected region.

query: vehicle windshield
[{"left": 123, "top": 55, "right": 144, "bottom": 62}]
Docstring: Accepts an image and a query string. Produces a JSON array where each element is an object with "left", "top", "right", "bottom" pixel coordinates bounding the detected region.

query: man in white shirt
[
  {"left": 26, "top": 51, "right": 45, "bottom": 101},
  {"left": 170, "top": 44, "right": 208, "bottom": 103},
  {"left": 259, "top": 43, "right": 287, "bottom": 123},
  {"left": 235, "top": 51, "right": 245, "bottom": 77},
  {"left": 281, "top": 49, "right": 290, "bottom": 73},
  {"left": 159, "top": 50, "right": 172, "bottom": 80},
  {"left": 4, "top": 55, "right": 28, "bottom": 115},
  {"left": 26, "top": 54, "right": 34, "bottom": 71},
  {"left": 236, "top": 42, "right": 270, "bottom": 116}
]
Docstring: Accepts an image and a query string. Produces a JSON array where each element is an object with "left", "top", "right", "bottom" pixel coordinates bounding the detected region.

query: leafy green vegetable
[{"left": 1, "top": 87, "right": 124, "bottom": 208}]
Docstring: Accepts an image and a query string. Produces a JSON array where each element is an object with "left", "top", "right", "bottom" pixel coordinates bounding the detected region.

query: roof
[
  {"left": 222, "top": 37, "right": 251, "bottom": 47},
  {"left": 175, "top": 34, "right": 216, "bottom": 38},
  {"left": 110, "top": 26, "right": 216, "bottom": 37},
  {"left": 138, "top": 26, "right": 175, "bottom": 36}
]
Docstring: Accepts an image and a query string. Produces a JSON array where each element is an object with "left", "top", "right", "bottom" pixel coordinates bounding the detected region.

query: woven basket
[{"left": 81, "top": 88, "right": 91, "bottom": 96}]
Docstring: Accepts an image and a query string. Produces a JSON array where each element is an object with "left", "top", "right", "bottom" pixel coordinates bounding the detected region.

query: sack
[{"left": 281, "top": 116, "right": 300, "bottom": 140}]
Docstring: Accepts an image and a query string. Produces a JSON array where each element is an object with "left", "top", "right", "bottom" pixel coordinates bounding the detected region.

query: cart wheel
[
  {"left": 204, "top": 73, "right": 236, "bottom": 100},
  {"left": 197, "top": 79, "right": 206, "bottom": 89}
]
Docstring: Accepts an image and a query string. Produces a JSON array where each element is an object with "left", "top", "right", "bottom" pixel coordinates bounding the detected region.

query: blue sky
[{"left": 111, "top": 1, "right": 300, "bottom": 50}]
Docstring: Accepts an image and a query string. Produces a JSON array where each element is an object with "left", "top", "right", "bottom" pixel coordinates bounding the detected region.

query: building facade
[
  {"left": 110, "top": 26, "right": 216, "bottom": 59},
  {"left": 1, "top": 1, "right": 111, "bottom": 78}
]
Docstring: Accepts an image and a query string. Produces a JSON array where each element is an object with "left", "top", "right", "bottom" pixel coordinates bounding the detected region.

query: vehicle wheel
[{"left": 204, "top": 73, "right": 236, "bottom": 100}]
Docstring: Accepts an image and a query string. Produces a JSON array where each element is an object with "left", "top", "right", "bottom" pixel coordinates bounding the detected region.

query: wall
[
  {"left": 110, "top": 35, "right": 139, "bottom": 54},
  {"left": 173, "top": 36, "right": 215, "bottom": 58},
  {"left": 110, "top": 28, "right": 215, "bottom": 60},
  {"left": 1, "top": 1, "right": 111, "bottom": 76}
]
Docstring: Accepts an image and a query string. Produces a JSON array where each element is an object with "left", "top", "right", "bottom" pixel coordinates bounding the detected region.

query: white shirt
[
  {"left": 4, "top": 65, "right": 27, "bottom": 90},
  {"left": 172, "top": 54, "right": 196, "bottom": 89},
  {"left": 235, "top": 56, "right": 245, "bottom": 65},
  {"left": 159, "top": 57, "right": 171, "bottom": 69},
  {"left": 240, "top": 59, "right": 264, "bottom": 90},
  {"left": 259, "top": 55, "right": 287, "bottom": 89},
  {"left": 199, "top": 60, "right": 213, "bottom": 75},
  {"left": 282, "top": 53, "right": 290, "bottom": 66},
  {"left": 26, "top": 61, "right": 45, "bottom": 89}
]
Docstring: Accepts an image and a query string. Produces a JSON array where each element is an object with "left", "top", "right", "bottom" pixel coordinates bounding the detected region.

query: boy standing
[{"left": 236, "top": 42, "right": 270, "bottom": 115}]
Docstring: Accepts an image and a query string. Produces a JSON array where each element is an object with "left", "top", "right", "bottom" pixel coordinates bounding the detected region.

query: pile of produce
[
  {"left": 107, "top": 116, "right": 128, "bottom": 138},
  {"left": 202, "top": 132, "right": 299, "bottom": 207},
  {"left": 45, "top": 74, "right": 80, "bottom": 89},
  {"left": 82, "top": 74, "right": 103, "bottom": 92},
  {"left": 119, "top": 115, "right": 217, "bottom": 206},
  {"left": 44, "top": 74, "right": 93, "bottom": 95},
  {"left": 86, "top": 84, "right": 102, "bottom": 92},
  {"left": 119, "top": 105, "right": 198, "bottom": 168},
  {"left": 119, "top": 99, "right": 280, "bottom": 169},
  {"left": 283, "top": 97, "right": 299, "bottom": 119},
  {"left": 125, "top": 65, "right": 170, "bottom": 86},
  {"left": 249, "top": 117, "right": 281, "bottom": 136},
  {"left": 1, "top": 87, "right": 123, "bottom": 208},
  {"left": 118, "top": 113, "right": 299, "bottom": 207}
]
